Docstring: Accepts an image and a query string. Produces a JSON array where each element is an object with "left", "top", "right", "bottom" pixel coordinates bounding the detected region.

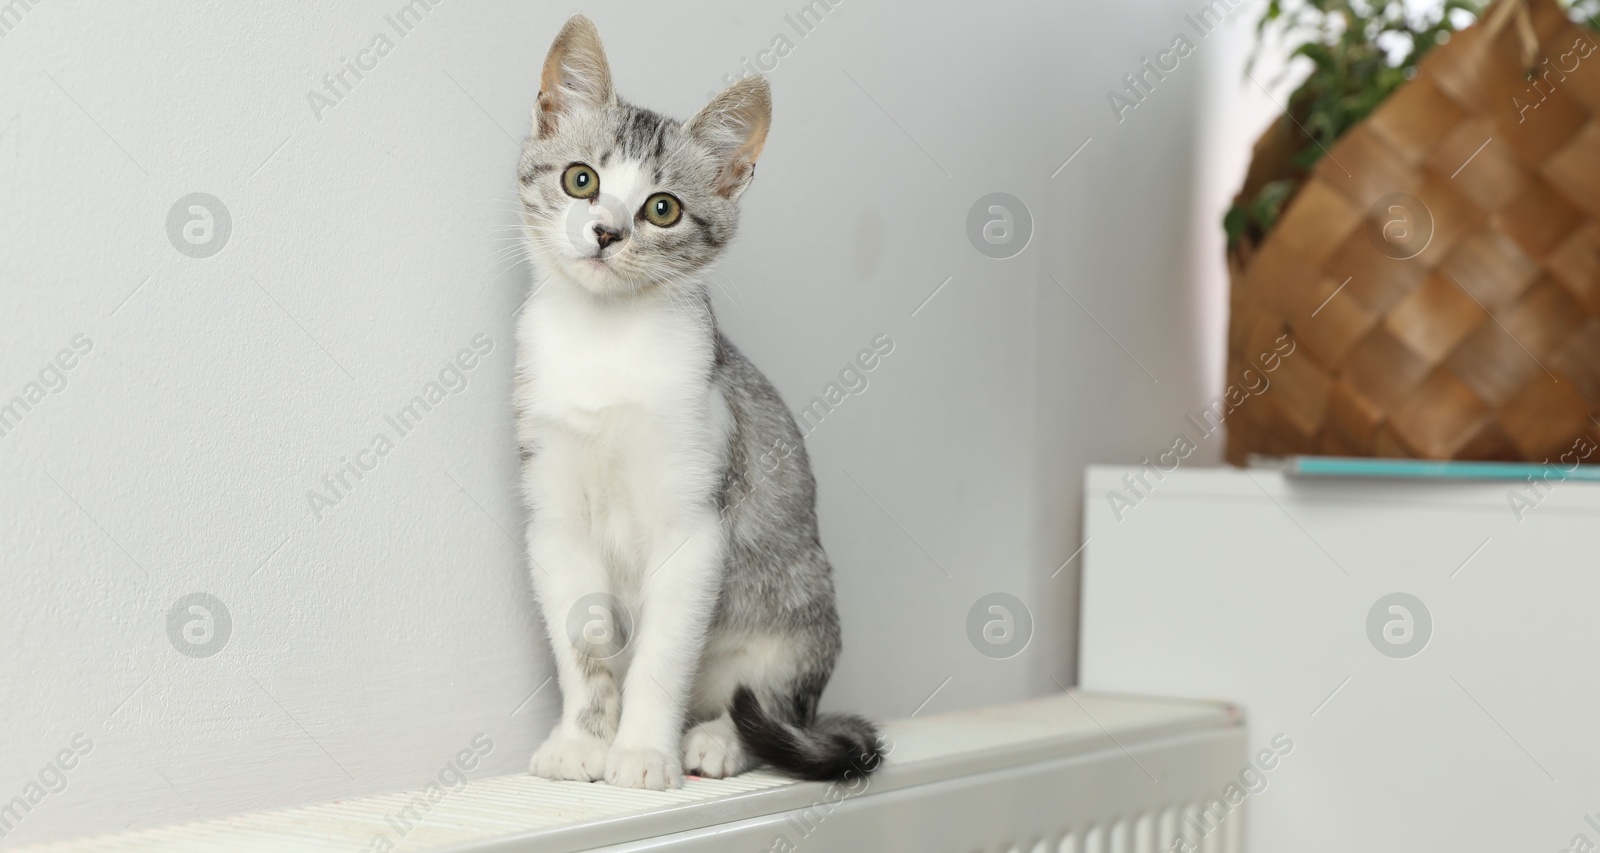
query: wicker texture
[{"left": 1225, "top": 0, "right": 1600, "bottom": 464}]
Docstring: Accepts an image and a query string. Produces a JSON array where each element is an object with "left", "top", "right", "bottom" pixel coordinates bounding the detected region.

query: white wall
[
  {"left": 0, "top": 0, "right": 1234, "bottom": 843},
  {"left": 1031, "top": 0, "right": 1285, "bottom": 691}
]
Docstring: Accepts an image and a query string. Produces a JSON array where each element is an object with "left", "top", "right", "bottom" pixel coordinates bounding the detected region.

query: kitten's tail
[{"left": 729, "top": 685, "right": 883, "bottom": 782}]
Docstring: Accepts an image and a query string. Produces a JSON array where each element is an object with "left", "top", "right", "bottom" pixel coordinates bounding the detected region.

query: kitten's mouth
[
  {"left": 564, "top": 253, "right": 632, "bottom": 295},
  {"left": 588, "top": 241, "right": 631, "bottom": 267}
]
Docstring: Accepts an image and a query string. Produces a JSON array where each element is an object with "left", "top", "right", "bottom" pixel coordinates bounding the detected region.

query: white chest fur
[
  {"left": 517, "top": 280, "right": 713, "bottom": 422},
  {"left": 514, "top": 276, "right": 730, "bottom": 557}
]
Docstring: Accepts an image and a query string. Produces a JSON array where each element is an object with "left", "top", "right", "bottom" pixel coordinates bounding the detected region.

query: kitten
[{"left": 513, "top": 15, "right": 881, "bottom": 790}]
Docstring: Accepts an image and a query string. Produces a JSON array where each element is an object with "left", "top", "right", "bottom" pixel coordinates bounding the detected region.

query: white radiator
[{"left": 10, "top": 693, "right": 1246, "bottom": 853}]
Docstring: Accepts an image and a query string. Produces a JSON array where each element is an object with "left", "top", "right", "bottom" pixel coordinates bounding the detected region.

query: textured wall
[{"left": 0, "top": 0, "right": 1226, "bottom": 842}]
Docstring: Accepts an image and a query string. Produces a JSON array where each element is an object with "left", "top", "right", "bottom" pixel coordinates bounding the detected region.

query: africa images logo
[
  {"left": 166, "top": 193, "right": 231, "bottom": 259},
  {"left": 166, "top": 593, "right": 233, "bottom": 659},
  {"left": 966, "top": 593, "right": 1033, "bottom": 659},
  {"left": 1366, "top": 593, "right": 1431, "bottom": 659}
]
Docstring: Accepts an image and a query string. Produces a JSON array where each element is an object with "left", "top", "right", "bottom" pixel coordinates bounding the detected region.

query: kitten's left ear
[
  {"left": 536, "top": 15, "right": 615, "bottom": 137},
  {"left": 685, "top": 76, "right": 771, "bottom": 200}
]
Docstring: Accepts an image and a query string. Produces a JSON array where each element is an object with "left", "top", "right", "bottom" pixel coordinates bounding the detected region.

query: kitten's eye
[
  {"left": 641, "top": 193, "right": 682, "bottom": 228},
  {"left": 561, "top": 164, "right": 599, "bottom": 200}
]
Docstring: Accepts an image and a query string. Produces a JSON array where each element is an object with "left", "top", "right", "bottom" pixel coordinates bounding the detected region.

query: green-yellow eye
[
  {"left": 641, "top": 192, "right": 682, "bottom": 228},
  {"left": 562, "top": 163, "right": 598, "bottom": 199}
]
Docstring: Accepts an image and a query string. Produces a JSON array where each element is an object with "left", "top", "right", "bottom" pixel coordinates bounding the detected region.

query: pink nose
[{"left": 593, "top": 223, "right": 622, "bottom": 249}]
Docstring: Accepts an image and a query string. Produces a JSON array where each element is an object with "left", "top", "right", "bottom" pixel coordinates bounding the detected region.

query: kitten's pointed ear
[
  {"left": 685, "top": 76, "right": 771, "bottom": 200},
  {"left": 535, "top": 15, "right": 615, "bottom": 137}
]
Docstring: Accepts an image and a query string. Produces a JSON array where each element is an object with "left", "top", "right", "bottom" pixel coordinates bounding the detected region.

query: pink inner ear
[
  {"left": 707, "top": 112, "right": 767, "bottom": 197},
  {"left": 715, "top": 160, "right": 754, "bottom": 198},
  {"left": 536, "top": 90, "right": 560, "bottom": 138},
  {"left": 536, "top": 19, "right": 613, "bottom": 138}
]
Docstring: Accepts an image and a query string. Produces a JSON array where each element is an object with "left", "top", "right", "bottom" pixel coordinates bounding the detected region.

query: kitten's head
[{"left": 519, "top": 16, "right": 770, "bottom": 296}]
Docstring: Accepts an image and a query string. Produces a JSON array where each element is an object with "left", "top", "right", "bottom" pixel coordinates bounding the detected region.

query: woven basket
[{"left": 1224, "top": 0, "right": 1600, "bottom": 464}]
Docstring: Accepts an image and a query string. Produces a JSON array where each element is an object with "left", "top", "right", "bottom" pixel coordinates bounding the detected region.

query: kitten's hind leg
[
  {"left": 527, "top": 524, "right": 622, "bottom": 782},
  {"left": 682, "top": 714, "right": 749, "bottom": 779}
]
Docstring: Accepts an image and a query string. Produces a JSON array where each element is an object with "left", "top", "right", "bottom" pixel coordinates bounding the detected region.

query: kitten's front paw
[
  {"left": 529, "top": 731, "right": 609, "bottom": 782},
  {"left": 682, "top": 719, "right": 750, "bottom": 779},
  {"left": 604, "top": 745, "right": 683, "bottom": 790}
]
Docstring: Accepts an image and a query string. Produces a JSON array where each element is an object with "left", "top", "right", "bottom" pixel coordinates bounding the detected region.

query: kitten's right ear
[{"left": 535, "top": 15, "right": 615, "bottom": 137}]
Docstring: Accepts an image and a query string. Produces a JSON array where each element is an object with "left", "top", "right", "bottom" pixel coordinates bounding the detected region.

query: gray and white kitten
[{"left": 514, "top": 15, "right": 880, "bottom": 790}]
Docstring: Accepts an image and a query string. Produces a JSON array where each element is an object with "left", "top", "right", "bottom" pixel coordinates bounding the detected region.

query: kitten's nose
[{"left": 592, "top": 223, "right": 622, "bottom": 250}]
